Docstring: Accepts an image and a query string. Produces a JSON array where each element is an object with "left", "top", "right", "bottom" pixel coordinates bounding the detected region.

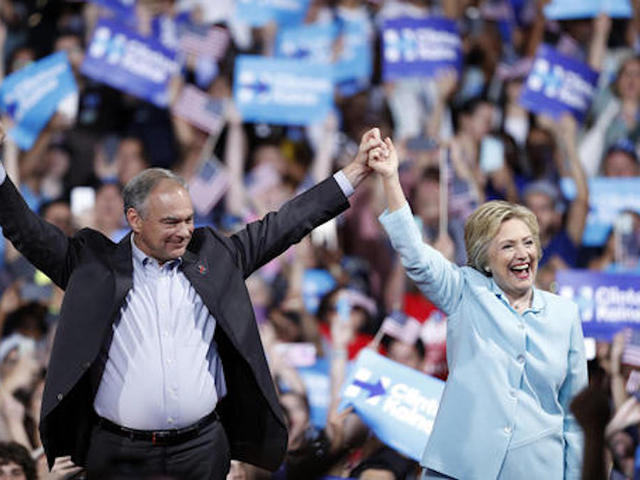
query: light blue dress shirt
[
  {"left": 380, "top": 203, "right": 588, "bottom": 480},
  {"left": 93, "top": 237, "right": 226, "bottom": 430}
]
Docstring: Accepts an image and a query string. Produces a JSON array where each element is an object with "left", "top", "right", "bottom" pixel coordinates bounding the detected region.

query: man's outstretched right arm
[{"left": 0, "top": 161, "right": 78, "bottom": 289}]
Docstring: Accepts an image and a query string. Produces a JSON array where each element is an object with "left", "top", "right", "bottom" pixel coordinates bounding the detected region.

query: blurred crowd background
[{"left": 0, "top": 0, "right": 639, "bottom": 479}]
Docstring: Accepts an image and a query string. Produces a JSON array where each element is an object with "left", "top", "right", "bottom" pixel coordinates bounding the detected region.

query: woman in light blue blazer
[{"left": 368, "top": 138, "right": 588, "bottom": 480}]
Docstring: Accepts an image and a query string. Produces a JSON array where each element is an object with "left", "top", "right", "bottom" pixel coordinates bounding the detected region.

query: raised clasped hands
[{"left": 367, "top": 136, "right": 398, "bottom": 180}]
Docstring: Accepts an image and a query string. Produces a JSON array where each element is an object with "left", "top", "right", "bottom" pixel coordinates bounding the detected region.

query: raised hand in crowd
[{"left": 427, "top": 69, "right": 458, "bottom": 140}]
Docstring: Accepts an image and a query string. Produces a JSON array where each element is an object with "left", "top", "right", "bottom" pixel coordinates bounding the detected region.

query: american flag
[
  {"left": 178, "top": 24, "right": 229, "bottom": 61},
  {"left": 622, "top": 329, "right": 640, "bottom": 367},
  {"left": 189, "top": 157, "right": 229, "bottom": 216},
  {"left": 173, "top": 85, "right": 225, "bottom": 135},
  {"left": 380, "top": 311, "right": 422, "bottom": 345}
]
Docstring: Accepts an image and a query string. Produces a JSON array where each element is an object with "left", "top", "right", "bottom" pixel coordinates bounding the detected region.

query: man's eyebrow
[{"left": 160, "top": 214, "right": 193, "bottom": 222}]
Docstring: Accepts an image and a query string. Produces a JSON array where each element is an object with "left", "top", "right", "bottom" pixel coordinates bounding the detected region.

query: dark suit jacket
[{"left": 0, "top": 175, "right": 350, "bottom": 471}]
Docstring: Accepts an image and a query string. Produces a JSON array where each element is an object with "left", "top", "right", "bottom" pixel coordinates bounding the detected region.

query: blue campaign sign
[
  {"left": 544, "top": 0, "right": 632, "bottom": 20},
  {"left": 276, "top": 19, "right": 372, "bottom": 84},
  {"left": 276, "top": 23, "right": 334, "bottom": 64},
  {"left": 0, "top": 52, "right": 77, "bottom": 150},
  {"left": 303, "top": 269, "right": 336, "bottom": 315},
  {"left": 340, "top": 349, "right": 444, "bottom": 461},
  {"left": 81, "top": 19, "right": 179, "bottom": 108},
  {"left": 88, "top": 0, "right": 136, "bottom": 18},
  {"left": 233, "top": 55, "right": 333, "bottom": 125},
  {"left": 334, "top": 19, "right": 372, "bottom": 84},
  {"left": 561, "top": 177, "right": 640, "bottom": 246},
  {"left": 297, "top": 357, "right": 331, "bottom": 428},
  {"left": 382, "top": 16, "right": 462, "bottom": 81},
  {"left": 235, "top": 0, "right": 310, "bottom": 27},
  {"left": 556, "top": 269, "right": 640, "bottom": 340},
  {"left": 520, "top": 44, "right": 598, "bottom": 123}
]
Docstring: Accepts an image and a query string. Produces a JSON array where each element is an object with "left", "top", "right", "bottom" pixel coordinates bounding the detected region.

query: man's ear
[{"left": 126, "top": 207, "right": 143, "bottom": 234}]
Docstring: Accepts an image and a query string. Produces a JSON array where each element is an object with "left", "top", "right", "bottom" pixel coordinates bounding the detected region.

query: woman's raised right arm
[{"left": 369, "top": 139, "right": 464, "bottom": 315}]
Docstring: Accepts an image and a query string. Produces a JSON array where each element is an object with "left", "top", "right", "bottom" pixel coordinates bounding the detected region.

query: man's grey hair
[{"left": 122, "top": 168, "right": 188, "bottom": 218}]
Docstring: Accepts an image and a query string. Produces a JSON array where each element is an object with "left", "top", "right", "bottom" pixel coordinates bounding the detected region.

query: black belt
[{"left": 94, "top": 410, "right": 219, "bottom": 446}]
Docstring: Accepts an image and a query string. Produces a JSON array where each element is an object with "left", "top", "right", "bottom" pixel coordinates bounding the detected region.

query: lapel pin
[{"left": 196, "top": 263, "right": 208, "bottom": 275}]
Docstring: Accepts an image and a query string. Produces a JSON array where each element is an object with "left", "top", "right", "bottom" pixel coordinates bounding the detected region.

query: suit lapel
[
  {"left": 112, "top": 233, "right": 134, "bottom": 311},
  {"left": 181, "top": 246, "right": 235, "bottom": 342}
]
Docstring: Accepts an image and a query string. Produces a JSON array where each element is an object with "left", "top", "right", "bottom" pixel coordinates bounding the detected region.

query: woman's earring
[{"left": 484, "top": 265, "right": 491, "bottom": 274}]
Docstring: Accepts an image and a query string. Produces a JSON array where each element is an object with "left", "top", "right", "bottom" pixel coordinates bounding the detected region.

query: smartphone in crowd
[
  {"left": 479, "top": 135, "right": 505, "bottom": 173},
  {"left": 614, "top": 212, "right": 640, "bottom": 269}
]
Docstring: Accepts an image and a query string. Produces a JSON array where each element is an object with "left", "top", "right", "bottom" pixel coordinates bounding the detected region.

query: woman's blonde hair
[{"left": 464, "top": 200, "right": 542, "bottom": 275}]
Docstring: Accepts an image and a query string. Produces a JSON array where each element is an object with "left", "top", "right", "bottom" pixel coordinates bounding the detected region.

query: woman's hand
[
  {"left": 368, "top": 137, "right": 407, "bottom": 212},
  {"left": 367, "top": 137, "right": 397, "bottom": 179}
]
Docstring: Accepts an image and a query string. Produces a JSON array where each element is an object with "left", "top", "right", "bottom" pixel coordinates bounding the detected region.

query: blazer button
[
  {"left": 83, "top": 361, "right": 91, "bottom": 369},
  {"left": 57, "top": 393, "right": 63, "bottom": 401}
]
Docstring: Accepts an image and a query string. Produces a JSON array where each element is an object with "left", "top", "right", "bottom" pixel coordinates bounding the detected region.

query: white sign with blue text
[{"left": 340, "top": 349, "right": 444, "bottom": 461}]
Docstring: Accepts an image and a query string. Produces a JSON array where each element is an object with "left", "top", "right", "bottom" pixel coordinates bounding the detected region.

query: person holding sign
[
  {"left": 0, "top": 125, "right": 385, "bottom": 479},
  {"left": 368, "top": 138, "right": 588, "bottom": 479}
]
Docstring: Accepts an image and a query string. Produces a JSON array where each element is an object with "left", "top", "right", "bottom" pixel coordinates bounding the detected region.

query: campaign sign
[
  {"left": 382, "top": 16, "right": 462, "bottom": 81},
  {"left": 0, "top": 52, "right": 77, "bottom": 150},
  {"left": 556, "top": 269, "right": 640, "bottom": 340},
  {"left": 234, "top": 0, "right": 310, "bottom": 27},
  {"left": 81, "top": 19, "right": 179, "bottom": 107},
  {"left": 88, "top": 0, "right": 136, "bottom": 18},
  {"left": 561, "top": 177, "right": 640, "bottom": 247},
  {"left": 520, "top": 44, "right": 598, "bottom": 123},
  {"left": 233, "top": 55, "right": 333, "bottom": 125},
  {"left": 544, "top": 0, "right": 632, "bottom": 20},
  {"left": 297, "top": 357, "right": 331, "bottom": 428},
  {"left": 303, "top": 269, "right": 336, "bottom": 315},
  {"left": 340, "top": 349, "right": 444, "bottom": 461},
  {"left": 276, "top": 20, "right": 372, "bottom": 84}
]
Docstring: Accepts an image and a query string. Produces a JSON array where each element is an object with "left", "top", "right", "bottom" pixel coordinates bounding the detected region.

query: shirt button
[
  {"left": 504, "top": 426, "right": 512, "bottom": 434},
  {"left": 166, "top": 358, "right": 172, "bottom": 365},
  {"left": 168, "top": 417, "right": 174, "bottom": 424},
  {"left": 516, "top": 354, "right": 525, "bottom": 364},
  {"left": 509, "top": 389, "right": 517, "bottom": 398},
  {"left": 517, "top": 323, "right": 525, "bottom": 330}
]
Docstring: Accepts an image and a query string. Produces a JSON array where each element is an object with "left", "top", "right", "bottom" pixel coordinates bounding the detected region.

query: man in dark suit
[{"left": 0, "top": 128, "right": 382, "bottom": 479}]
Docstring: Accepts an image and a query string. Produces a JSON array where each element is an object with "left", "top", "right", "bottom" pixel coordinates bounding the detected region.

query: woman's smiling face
[{"left": 486, "top": 218, "right": 539, "bottom": 302}]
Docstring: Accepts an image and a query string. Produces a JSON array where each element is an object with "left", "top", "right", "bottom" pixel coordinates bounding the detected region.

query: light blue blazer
[{"left": 380, "top": 204, "right": 588, "bottom": 480}]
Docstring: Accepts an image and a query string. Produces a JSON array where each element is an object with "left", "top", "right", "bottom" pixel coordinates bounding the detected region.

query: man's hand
[
  {"left": 46, "top": 456, "right": 84, "bottom": 480},
  {"left": 355, "top": 128, "right": 382, "bottom": 169},
  {"left": 340, "top": 128, "right": 384, "bottom": 189}
]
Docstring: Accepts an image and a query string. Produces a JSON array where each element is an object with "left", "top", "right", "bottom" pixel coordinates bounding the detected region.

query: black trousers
[{"left": 86, "top": 419, "right": 231, "bottom": 480}]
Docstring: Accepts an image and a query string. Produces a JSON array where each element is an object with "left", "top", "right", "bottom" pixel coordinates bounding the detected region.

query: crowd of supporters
[{"left": 0, "top": 0, "right": 639, "bottom": 478}]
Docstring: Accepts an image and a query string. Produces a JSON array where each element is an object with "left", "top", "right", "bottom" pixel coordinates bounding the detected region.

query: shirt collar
[
  {"left": 490, "top": 278, "right": 545, "bottom": 314},
  {"left": 130, "top": 235, "right": 182, "bottom": 270}
]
